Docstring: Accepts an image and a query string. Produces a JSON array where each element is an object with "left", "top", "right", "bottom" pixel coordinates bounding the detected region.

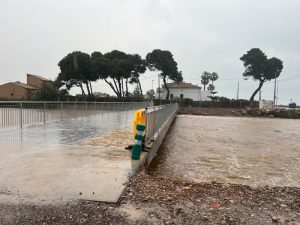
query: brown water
[{"left": 149, "top": 115, "right": 300, "bottom": 187}]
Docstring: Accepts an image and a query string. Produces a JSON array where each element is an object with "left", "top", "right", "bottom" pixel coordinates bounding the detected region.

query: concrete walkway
[{"left": 0, "top": 111, "right": 145, "bottom": 203}]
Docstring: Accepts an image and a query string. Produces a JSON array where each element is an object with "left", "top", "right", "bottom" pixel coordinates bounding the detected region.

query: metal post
[
  {"left": 273, "top": 71, "right": 277, "bottom": 108},
  {"left": 60, "top": 102, "right": 63, "bottom": 121},
  {"left": 158, "top": 73, "right": 161, "bottom": 105},
  {"left": 75, "top": 101, "right": 77, "bottom": 118},
  {"left": 237, "top": 81, "right": 239, "bottom": 100},
  {"left": 20, "top": 102, "right": 23, "bottom": 128},
  {"left": 85, "top": 102, "right": 88, "bottom": 117},
  {"left": 43, "top": 102, "right": 46, "bottom": 124}
]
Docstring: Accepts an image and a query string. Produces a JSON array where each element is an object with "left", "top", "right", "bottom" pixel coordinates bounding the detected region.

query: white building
[{"left": 156, "top": 82, "right": 212, "bottom": 101}]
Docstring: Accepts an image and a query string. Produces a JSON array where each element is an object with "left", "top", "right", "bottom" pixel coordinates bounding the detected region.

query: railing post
[
  {"left": 60, "top": 102, "right": 63, "bottom": 121},
  {"left": 20, "top": 102, "right": 23, "bottom": 128},
  {"left": 43, "top": 102, "right": 46, "bottom": 124},
  {"left": 85, "top": 102, "right": 88, "bottom": 117}
]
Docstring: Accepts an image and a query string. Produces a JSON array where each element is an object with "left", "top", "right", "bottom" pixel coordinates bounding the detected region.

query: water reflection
[{"left": 0, "top": 111, "right": 133, "bottom": 147}]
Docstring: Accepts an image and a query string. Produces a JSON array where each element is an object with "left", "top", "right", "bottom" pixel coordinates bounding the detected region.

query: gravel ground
[
  {"left": 178, "top": 107, "right": 239, "bottom": 117},
  {"left": 1, "top": 172, "right": 299, "bottom": 225}
]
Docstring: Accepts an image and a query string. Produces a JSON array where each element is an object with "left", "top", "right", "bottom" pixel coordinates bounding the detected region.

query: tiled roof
[
  {"left": 164, "top": 82, "right": 200, "bottom": 88},
  {"left": 27, "top": 73, "right": 51, "bottom": 81},
  {"left": 13, "top": 82, "right": 37, "bottom": 90}
]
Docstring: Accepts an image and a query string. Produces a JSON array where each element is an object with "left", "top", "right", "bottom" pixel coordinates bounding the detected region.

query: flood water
[
  {"left": 0, "top": 110, "right": 134, "bottom": 146},
  {"left": 149, "top": 115, "right": 300, "bottom": 187}
]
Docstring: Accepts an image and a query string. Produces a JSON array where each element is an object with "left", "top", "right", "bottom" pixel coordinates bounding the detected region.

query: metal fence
[
  {"left": 0, "top": 101, "right": 147, "bottom": 129},
  {"left": 145, "top": 103, "right": 178, "bottom": 145}
]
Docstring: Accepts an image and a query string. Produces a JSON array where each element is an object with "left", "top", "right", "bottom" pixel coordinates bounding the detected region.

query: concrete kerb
[
  {"left": 130, "top": 108, "right": 178, "bottom": 174},
  {"left": 115, "top": 110, "right": 177, "bottom": 202}
]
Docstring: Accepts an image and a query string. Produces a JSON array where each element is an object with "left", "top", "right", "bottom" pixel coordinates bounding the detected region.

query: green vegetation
[
  {"left": 240, "top": 48, "right": 283, "bottom": 101},
  {"left": 146, "top": 49, "right": 182, "bottom": 99},
  {"left": 56, "top": 49, "right": 181, "bottom": 100},
  {"left": 201, "top": 71, "right": 219, "bottom": 91}
]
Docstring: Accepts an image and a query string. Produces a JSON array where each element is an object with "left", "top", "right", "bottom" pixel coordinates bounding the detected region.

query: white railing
[
  {"left": 145, "top": 103, "right": 178, "bottom": 145},
  {"left": 0, "top": 101, "right": 147, "bottom": 129}
]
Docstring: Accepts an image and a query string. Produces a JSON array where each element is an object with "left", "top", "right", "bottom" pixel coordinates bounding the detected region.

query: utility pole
[
  {"left": 276, "top": 81, "right": 279, "bottom": 106},
  {"left": 151, "top": 79, "right": 154, "bottom": 91},
  {"left": 158, "top": 73, "right": 161, "bottom": 105},
  {"left": 273, "top": 71, "right": 277, "bottom": 108},
  {"left": 236, "top": 81, "right": 239, "bottom": 100}
]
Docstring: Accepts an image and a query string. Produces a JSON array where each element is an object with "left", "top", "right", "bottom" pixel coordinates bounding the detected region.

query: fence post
[
  {"left": 43, "top": 102, "right": 46, "bottom": 124},
  {"left": 20, "top": 102, "right": 23, "bottom": 128},
  {"left": 74, "top": 101, "right": 77, "bottom": 118},
  {"left": 85, "top": 102, "right": 88, "bottom": 117},
  {"left": 60, "top": 102, "right": 63, "bottom": 121}
]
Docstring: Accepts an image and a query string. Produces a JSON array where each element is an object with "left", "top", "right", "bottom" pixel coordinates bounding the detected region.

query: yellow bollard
[{"left": 133, "top": 108, "right": 147, "bottom": 138}]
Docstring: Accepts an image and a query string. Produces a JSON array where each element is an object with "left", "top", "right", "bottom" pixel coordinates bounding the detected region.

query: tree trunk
[
  {"left": 203, "top": 84, "right": 206, "bottom": 91},
  {"left": 89, "top": 81, "right": 93, "bottom": 98},
  {"left": 117, "top": 78, "right": 122, "bottom": 99},
  {"left": 85, "top": 82, "right": 91, "bottom": 99},
  {"left": 121, "top": 78, "right": 124, "bottom": 98},
  {"left": 137, "top": 78, "right": 144, "bottom": 100},
  {"left": 104, "top": 79, "right": 119, "bottom": 97},
  {"left": 112, "top": 78, "right": 121, "bottom": 98},
  {"left": 250, "top": 79, "right": 265, "bottom": 101},
  {"left": 163, "top": 76, "right": 169, "bottom": 99},
  {"left": 79, "top": 82, "right": 85, "bottom": 96},
  {"left": 125, "top": 79, "right": 129, "bottom": 97}
]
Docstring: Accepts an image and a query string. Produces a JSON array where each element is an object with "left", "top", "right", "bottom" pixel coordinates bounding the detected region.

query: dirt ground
[
  {"left": 178, "top": 107, "right": 240, "bottom": 117},
  {"left": 1, "top": 172, "right": 299, "bottom": 225}
]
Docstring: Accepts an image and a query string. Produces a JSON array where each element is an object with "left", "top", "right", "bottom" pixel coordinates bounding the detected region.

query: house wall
[
  {"left": 157, "top": 88, "right": 212, "bottom": 101},
  {"left": 0, "top": 83, "right": 29, "bottom": 100},
  {"left": 27, "top": 74, "right": 45, "bottom": 88}
]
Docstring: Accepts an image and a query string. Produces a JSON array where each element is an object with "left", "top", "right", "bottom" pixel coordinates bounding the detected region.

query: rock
[
  {"left": 241, "top": 109, "right": 247, "bottom": 115},
  {"left": 166, "top": 196, "right": 173, "bottom": 201},
  {"left": 271, "top": 216, "right": 280, "bottom": 223},
  {"left": 203, "top": 216, "right": 209, "bottom": 221}
]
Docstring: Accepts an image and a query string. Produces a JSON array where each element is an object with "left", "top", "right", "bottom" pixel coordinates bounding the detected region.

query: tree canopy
[
  {"left": 201, "top": 71, "right": 210, "bottom": 90},
  {"left": 240, "top": 48, "right": 283, "bottom": 101},
  {"left": 57, "top": 51, "right": 96, "bottom": 99},
  {"left": 146, "top": 49, "right": 182, "bottom": 99},
  {"left": 56, "top": 49, "right": 181, "bottom": 100},
  {"left": 201, "top": 71, "right": 219, "bottom": 91}
]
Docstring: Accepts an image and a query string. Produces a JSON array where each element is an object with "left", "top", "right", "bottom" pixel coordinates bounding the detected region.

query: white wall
[{"left": 156, "top": 88, "right": 212, "bottom": 101}]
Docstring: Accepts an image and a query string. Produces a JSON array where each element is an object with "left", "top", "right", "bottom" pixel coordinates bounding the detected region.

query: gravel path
[{"left": 1, "top": 172, "right": 299, "bottom": 225}]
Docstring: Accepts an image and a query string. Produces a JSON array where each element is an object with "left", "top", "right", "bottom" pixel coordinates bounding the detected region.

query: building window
[
  {"left": 170, "top": 94, "right": 173, "bottom": 99},
  {"left": 180, "top": 94, "right": 184, "bottom": 99},
  {"left": 11, "top": 93, "right": 14, "bottom": 97}
]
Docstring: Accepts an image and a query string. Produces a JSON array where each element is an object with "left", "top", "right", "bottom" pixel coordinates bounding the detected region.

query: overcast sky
[{"left": 0, "top": 0, "right": 299, "bottom": 104}]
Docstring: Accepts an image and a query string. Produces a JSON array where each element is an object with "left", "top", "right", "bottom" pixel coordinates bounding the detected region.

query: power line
[{"left": 278, "top": 75, "right": 300, "bottom": 82}]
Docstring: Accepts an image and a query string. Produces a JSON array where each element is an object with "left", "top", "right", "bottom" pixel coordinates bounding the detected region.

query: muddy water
[{"left": 149, "top": 115, "right": 300, "bottom": 187}]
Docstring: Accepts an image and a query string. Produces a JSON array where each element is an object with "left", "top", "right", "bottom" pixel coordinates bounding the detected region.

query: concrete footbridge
[{"left": 0, "top": 101, "right": 177, "bottom": 203}]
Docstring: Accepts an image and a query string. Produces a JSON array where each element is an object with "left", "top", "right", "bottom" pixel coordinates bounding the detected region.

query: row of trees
[
  {"left": 201, "top": 71, "right": 219, "bottom": 91},
  {"left": 55, "top": 49, "right": 182, "bottom": 99}
]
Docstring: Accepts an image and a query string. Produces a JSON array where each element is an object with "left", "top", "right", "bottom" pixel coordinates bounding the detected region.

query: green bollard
[{"left": 131, "top": 124, "right": 145, "bottom": 160}]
